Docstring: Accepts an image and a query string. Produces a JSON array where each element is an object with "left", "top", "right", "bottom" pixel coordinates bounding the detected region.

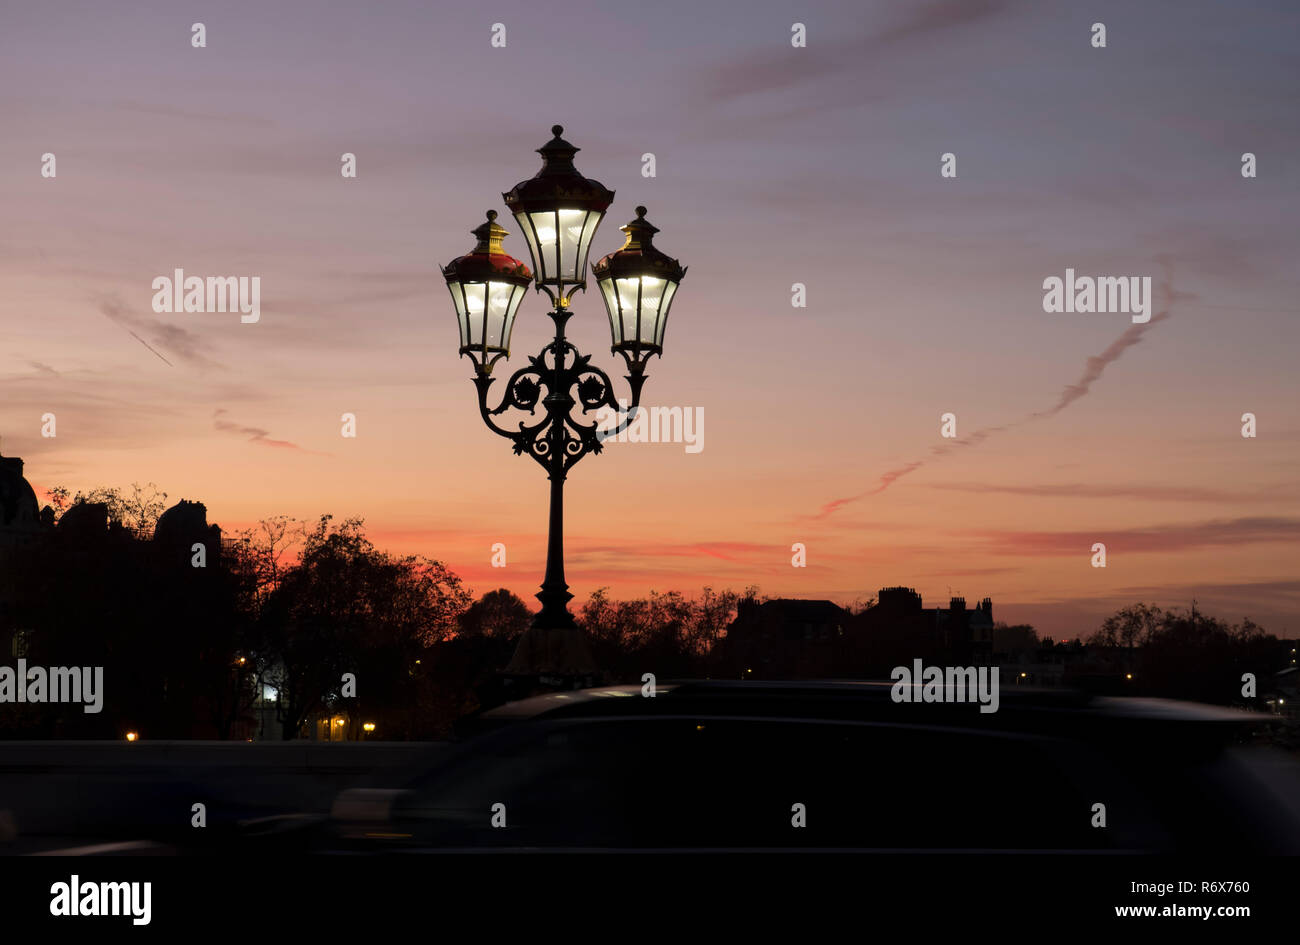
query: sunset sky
[{"left": 2, "top": 0, "right": 1297, "bottom": 638}]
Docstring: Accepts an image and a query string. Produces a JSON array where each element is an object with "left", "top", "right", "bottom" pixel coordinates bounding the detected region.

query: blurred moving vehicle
[{"left": 320, "top": 680, "right": 1300, "bottom": 853}]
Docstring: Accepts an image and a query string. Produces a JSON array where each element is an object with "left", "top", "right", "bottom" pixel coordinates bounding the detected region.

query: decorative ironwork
[{"left": 473, "top": 310, "right": 645, "bottom": 476}]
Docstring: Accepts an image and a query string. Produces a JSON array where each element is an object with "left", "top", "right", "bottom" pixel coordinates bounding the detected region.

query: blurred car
[{"left": 314, "top": 680, "right": 1300, "bottom": 853}]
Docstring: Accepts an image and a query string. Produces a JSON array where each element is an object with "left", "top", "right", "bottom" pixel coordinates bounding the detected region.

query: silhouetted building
[
  {"left": 722, "top": 588, "right": 995, "bottom": 679},
  {"left": 56, "top": 500, "right": 113, "bottom": 537},
  {"left": 153, "top": 498, "right": 222, "bottom": 567},
  {"left": 0, "top": 449, "right": 43, "bottom": 548},
  {"left": 0, "top": 448, "right": 52, "bottom": 660},
  {"left": 0, "top": 449, "right": 254, "bottom": 738},
  {"left": 854, "top": 588, "right": 994, "bottom": 668},
  {"left": 722, "top": 598, "right": 849, "bottom": 678}
]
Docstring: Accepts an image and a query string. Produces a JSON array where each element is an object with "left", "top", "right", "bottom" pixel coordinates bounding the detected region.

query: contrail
[
  {"left": 126, "top": 329, "right": 173, "bottom": 366},
  {"left": 815, "top": 262, "right": 1185, "bottom": 519},
  {"left": 97, "top": 293, "right": 219, "bottom": 369}
]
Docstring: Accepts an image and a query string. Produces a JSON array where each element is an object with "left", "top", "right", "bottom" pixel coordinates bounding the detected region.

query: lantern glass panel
[
  {"left": 528, "top": 211, "right": 558, "bottom": 281},
  {"left": 556, "top": 209, "right": 587, "bottom": 281},
  {"left": 447, "top": 284, "right": 466, "bottom": 344},
  {"left": 484, "top": 280, "right": 512, "bottom": 347},
  {"left": 448, "top": 280, "right": 525, "bottom": 354},
  {"left": 599, "top": 277, "right": 621, "bottom": 343},
  {"left": 463, "top": 283, "right": 486, "bottom": 347},
  {"left": 656, "top": 280, "right": 678, "bottom": 347},
  {"left": 518, "top": 208, "right": 602, "bottom": 286},
  {"left": 615, "top": 277, "right": 641, "bottom": 342},
  {"left": 517, "top": 213, "right": 545, "bottom": 282},
  {"left": 639, "top": 276, "right": 665, "bottom": 342},
  {"left": 495, "top": 281, "right": 524, "bottom": 348},
  {"left": 575, "top": 211, "right": 601, "bottom": 280},
  {"left": 613, "top": 276, "right": 669, "bottom": 346}
]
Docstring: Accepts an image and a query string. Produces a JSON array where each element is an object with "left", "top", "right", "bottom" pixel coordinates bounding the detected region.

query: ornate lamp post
[{"left": 441, "top": 125, "right": 687, "bottom": 682}]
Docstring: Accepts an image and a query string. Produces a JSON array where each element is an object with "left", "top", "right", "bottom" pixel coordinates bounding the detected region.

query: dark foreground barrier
[{"left": 0, "top": 741, "right": 445, "bottom": 842}]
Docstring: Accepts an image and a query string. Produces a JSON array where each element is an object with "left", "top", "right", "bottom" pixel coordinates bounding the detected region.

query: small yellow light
[
  {"left": 363, "top": 722, "right": 376, "bottom": 732},
  {"left": 125, "top": 731, "right": 138, "bottom": 742},
  {"left": 1126, "top": 673, "right": 1133, "bottom": 680},
  {"left": 1020, "top": 673, "right": 1027, "bottom": 678},
  {"left": 236, "top": 656, "right": 246, "bottom": 665}
]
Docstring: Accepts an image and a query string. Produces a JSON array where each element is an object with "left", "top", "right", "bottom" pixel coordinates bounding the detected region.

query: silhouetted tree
[
  {"left": 692, "top": 586, "right": 754, "bottom": 655},
  {"left": 459, "top": 588, "right": 532, "bottom": 640},
  {"left": 579, "top": 586, "right": 751, "bottom": 679},
  {"left": 46, "top": 482, "right": 169, "bottom": 536},
  {"left": 1094, "top": 603, "right": 1162, "bottom": 651},
  {"left": 1089, "top": 602, "right": 1289, "bottom": 704},
  {"left": 228, "top": 515, "right": 300, "bottom": 616},
  {"left": 847, "top": 593, "right": 877, "bottom": 616},
  {"left": 260, "top": 516, "right": 471, "bottom": 739}
]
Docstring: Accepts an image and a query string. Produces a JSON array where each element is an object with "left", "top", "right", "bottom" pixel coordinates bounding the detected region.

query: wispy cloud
[
  {"left": 966, "top": 516, "right": 1300, "bottom": 557},
  {"left": 927, "top": 481, "right": 1300, "bottom": 505},
  {"left": 700, "top": 0, "right": 1012, "bottom": 105},
  {"left": 212, "top": 408, "right": 316, "bottom": 453}
]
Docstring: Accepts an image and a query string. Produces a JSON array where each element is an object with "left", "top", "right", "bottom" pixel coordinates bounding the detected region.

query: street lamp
[
  {"left": 441, "top": 211, "right": 533, "bottom": 376},
  {"left": 441, "top": 125, "right": 687, "bottom": 681}
]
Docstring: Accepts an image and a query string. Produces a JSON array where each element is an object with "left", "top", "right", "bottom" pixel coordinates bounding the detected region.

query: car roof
[{"left": 474, "top": 679, "right": 1265, "bottom": 729}]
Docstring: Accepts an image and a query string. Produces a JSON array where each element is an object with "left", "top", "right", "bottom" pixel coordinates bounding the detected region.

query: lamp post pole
[
  {"left": 444, "top": 126, "right": 685, "bottom": 685},
  {"left": 538, "top": 308, "right": 574, "bottom": 632}
]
